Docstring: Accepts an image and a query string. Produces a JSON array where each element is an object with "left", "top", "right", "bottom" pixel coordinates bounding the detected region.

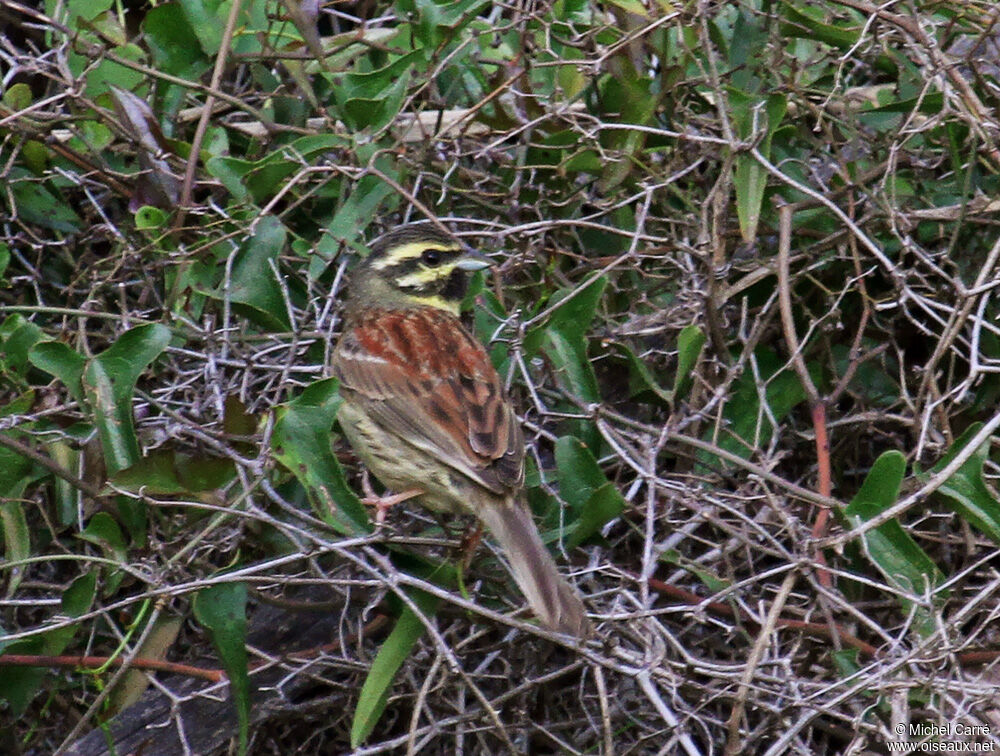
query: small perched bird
[{"left": 332, "top": 223, "right": 591, "bottom": 638}]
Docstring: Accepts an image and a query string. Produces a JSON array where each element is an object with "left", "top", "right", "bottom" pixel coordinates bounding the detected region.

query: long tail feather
[{"left": 475, "top": 497, "right": 591, "bottom": 638}]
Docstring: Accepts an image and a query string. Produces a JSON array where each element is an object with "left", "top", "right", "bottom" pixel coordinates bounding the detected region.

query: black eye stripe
[{"left": 382, "top": 248, "right": 459, "bottom": 275}]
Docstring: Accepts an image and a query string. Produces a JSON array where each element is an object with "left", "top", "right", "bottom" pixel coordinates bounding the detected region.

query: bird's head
[{"left": 348, "top": 224, "right": 493, "bottom": 316}]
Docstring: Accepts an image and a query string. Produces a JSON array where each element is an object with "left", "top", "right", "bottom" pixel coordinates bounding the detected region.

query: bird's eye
[{"left": 421, "top": 248, "right": 441, "bottom": 265}]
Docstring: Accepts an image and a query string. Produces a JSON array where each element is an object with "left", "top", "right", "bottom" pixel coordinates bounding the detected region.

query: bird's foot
[
  {"left": 361, "top": 488, "right": 424, "bottom": 525},
  {"left": 459, "top": 521, "right": 484, "bottom": 571}
]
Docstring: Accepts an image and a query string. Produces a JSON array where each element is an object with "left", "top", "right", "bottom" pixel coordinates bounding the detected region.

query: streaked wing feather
[{"left": 333, "top": 309, "right": 523, "bottom": 494}]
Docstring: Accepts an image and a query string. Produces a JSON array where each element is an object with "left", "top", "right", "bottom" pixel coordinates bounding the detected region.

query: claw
[{"left": 361, "top": 488, "right": 424, "bottom": 525}]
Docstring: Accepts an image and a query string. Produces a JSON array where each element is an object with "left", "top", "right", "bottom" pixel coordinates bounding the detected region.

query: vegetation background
[{"left": 1, "top": 0, "right": 1000, "bottom": 753}]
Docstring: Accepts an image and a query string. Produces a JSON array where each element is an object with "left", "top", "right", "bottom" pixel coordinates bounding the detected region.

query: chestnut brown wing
[{"left": 332, "top": 308, "right": 524, "bottom": 495}]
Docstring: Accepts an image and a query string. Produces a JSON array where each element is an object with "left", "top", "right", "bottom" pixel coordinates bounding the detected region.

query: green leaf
[
  {"left": 341, "top": 75, "right": 410, "bottom": 133},
  {"left": 134, "top": 205, "right": 169, "bottom": 229},
  {"left": 9, "top": 168, "right": 82, "bottom": 232},
  {"left": 62, "top": 572, "right": 98, "bottom": 617},
  {"left": 142, "top": 3, "right": 209, "bottom": 78},
  {"left": 700, "top": 347, "right": 809, "bottom": 467},
  {"left": 272, "top": 378, "right": 370, "bottom": 534},
  {"left": 0, "top": 624, "right": 79, "bottom": 715},
  {"left": 176, "top": 0, "right": 225, "bottom": 55},
  {"left": 78, "top": 512, "right": 128, "bottom": 565},
  {"left": 1, "top": 498, "right": 30, "bottom": 594},
  {"left": 193, "top": 581, "right": 249, "bottom": 755},
  {"left": 83, "top": 323, "right": 172, "bottom": 475},
  {"left": 544, "top": 275, "right": 607, "bottom": 344},
  {"left": 555, "top": 435, "right": 623, "bottom": 517},
  {"left": 205, "top": 156, "right": 252, "bottom": 200},
  {"left": 732, "top": 92, "right": 786, "bottom": 243},
  {"left": 779, "top": 4, "right": 897, "bottom": 74},
  {"left": 110, "top": 449, "right": 237, "bottom": 495},
  {"left": 334, "top": 50, "right": 423, "bottom": 132},
  {"left": 673, "top": 324, "right": 706, "bottom": 400},
  {"left": 78, "top": 511, "right": 129, "bottom": 594},
  {"left": 351, "top": 589, "right": 438, "bottom": 748},
  {"left": 843, "top": 451, "right": 946, "bottom": 638},
  {"left": 565, "top": 481, "right": 625, "bottom": 550},
  {"left": 831, "top": 648, "right": 861, "bottom": 678},
  {"left": 29, "top": 341, "right": 88, "bottom": 405},
  {"left": 924, "top": 423, "right": 1000, "bottom": 545},
  {"left": 0, "top": 314, "right": 46, "bottom": 379},
  {"left": 48, "top": 439, "right": 82, "bottom": 526},
  {"left": 544, "top": 328, "right": 600, "bottom": 404},
  {"left": 310, "top": 158, "right": 399, "bottom": 277},
  {"left": 604, "top": 0, "right": 648, "bottom": 15},
  {"left": 611, "top": 342, "right": 672, "bottom": 405},
  {"left": 3, "top": 82, "right": 32, "bottom": 111},
  {"left": 221, "top": 215, "right": 292, "bottom": 331}
]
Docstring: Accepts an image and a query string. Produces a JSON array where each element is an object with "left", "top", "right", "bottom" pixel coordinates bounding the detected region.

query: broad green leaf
[
  {"left": 272, "top": 378, "right": 371, "bottom": 534},
  {"left": 313, "top": 169, "right": 398, "bottom": 277},
  {"left": 9, "top": 168, "right": 82, "bottom": 232},
  {"left": 565, "top": 481, "right": 625, "bottom": 550},
  {"left": 334, "top": 51, "right": 423, "bottom": 132},
  {"left": 831, "top": 648, "right": 861, "bottom": 678},
  {"left": 924, "top": 423, "right": 1000, "bottom": 545},
  {"left": 47, "top": 439, "right": 82, "bottom": 527},
  {"left": 544, "top": 328, "right": 600, "bottom": 404},
  {"left": 528, "top": 276, "right": 607, "bottom": 448},
  {"left": 83, "top": 323, "right": 171, "bottom": 475},
  {"left": 0, "top": 314, "right": 46, "bottom": 380},
  {"left": 177, "top": 0, "right": 225, "bottom": 55},
  {"left": 194, "top": 582, "right": 249, "bottom": 755},
  {"left": 205, "top": 156, "right": 252, "bottom": 200},
  {"left": 77, "top": 42, "right": 146, "bottom": 96},
  {"left": 29, "top": 341, "right": 88, "bottom": 406},
  {"left": 556, "top": 436, "right": 618, "bottom": 509},
  {"left": 110, "top": 449, "right": 236, "bottom": 495},
  {"left": 341, "top": 75, "right": 410, "bottom": 133},
  {"left": 221, "top": 215, "right": 292, "bottom": 331},
  {"left": 541, "top": 275, "right": 607, "bottom": 345},
  {"left": 0, "top": 408, "right": 36, "bottom": 572},
  {"left": 3, "top": 82, "right": 32, "bottom": 111},
  {"left": 351, "top": 589, "right": 438, "bottom": 748},
  {"left": 78, "top": 512, "right": 127, "bottom": 565},
  {"left": 142, "top": 3, "right": 209, "bottom": 78},
  {"left": 0, "top": 403, "right": 37, "bottom": 597},
  {"left": 844, "top": 451, "right": 946, "bottom": 638},
  {"left": 62, "top": 572, "right": 97, "bottom": 617},
  {"left": 604, "top": 0, "right": 648, "bottom": 15},
  {"left": 134, "top": 205, "right": 169, "bottom": 229}
]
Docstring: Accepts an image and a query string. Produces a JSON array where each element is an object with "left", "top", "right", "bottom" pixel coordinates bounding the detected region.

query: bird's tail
[{"left": 475, "top": 496, "right": 591, "bottom": 638}]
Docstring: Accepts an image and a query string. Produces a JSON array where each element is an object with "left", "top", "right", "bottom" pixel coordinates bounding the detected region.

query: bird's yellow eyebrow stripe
[{"left": 370, "top": 241, "right": 459, "bottom": 269}]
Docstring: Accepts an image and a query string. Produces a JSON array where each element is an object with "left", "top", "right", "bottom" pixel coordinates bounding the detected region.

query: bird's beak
[{"left": 455, "top": 250, "right": 494, "bottom": 272}]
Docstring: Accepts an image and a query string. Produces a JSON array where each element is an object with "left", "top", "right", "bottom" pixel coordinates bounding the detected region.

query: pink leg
[{"left": 361, "top": 488, "right": 424, "bottom": 525}]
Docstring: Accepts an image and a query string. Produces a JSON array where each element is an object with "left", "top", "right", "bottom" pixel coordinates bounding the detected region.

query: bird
[{"left": 331, "top": 222, "right": 591, "bottom": 638}]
